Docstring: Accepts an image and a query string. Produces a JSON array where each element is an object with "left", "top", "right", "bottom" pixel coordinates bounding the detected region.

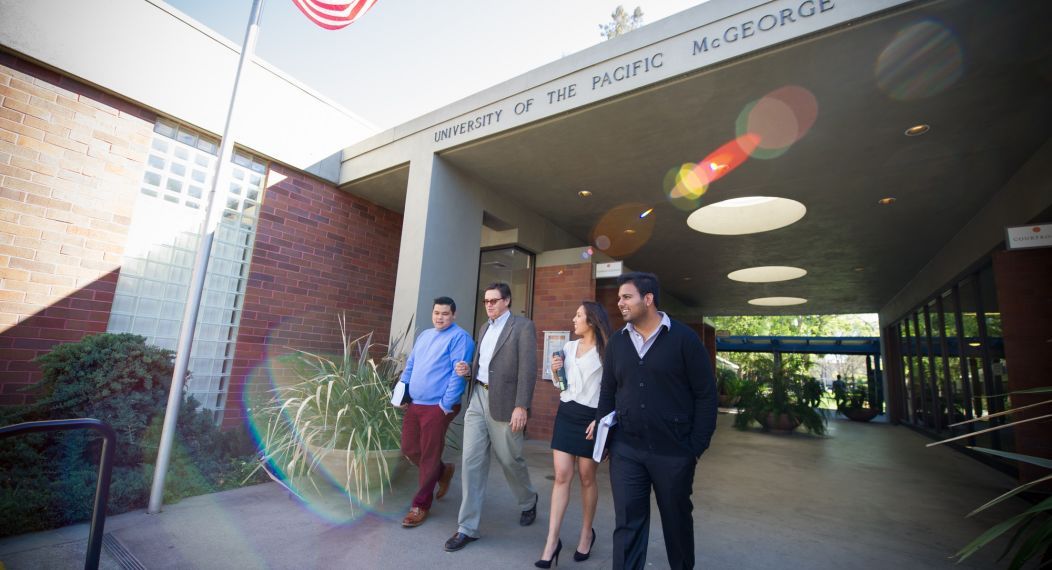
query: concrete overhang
[{"left": 340, "top": 0, "right": 1052, "bottom": 315}]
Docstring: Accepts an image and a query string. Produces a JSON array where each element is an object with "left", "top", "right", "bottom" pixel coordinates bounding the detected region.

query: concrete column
[{"left": 391, "top": 154, "right": 484, "bottom": 343}]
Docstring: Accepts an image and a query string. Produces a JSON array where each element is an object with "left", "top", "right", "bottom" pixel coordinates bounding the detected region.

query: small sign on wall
[
  {"left": 542, "top": 330, "right": 571, "bottom": 380},
  {"left": 595, "top": 261, "right": 623, "bottom": 279},
  {"left": 1006, "top": 224, "right": 1051, "bottom": 250}
]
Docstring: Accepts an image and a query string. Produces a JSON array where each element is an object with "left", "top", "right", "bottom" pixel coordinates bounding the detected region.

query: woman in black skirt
[{"left": 535, "top": 301, "right": 612, "bottom": 568}]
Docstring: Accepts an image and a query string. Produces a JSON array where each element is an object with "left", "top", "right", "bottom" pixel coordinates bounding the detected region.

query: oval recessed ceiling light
[
  {"left": 878, "top": 197, "right": 896, "bottom": 205},
  {"left": 904, "top": 124, "right": 930, "bottom": 136},
  {"left": 687, "top": 196, "right": 806, "bottom": 235},
  {"left": 748, "top": 296, "right": 808, "bottom": 306},
  {"left": 727, "top": 266, "right": 807, "bottom": 283},
  {"left": 624, "top": 229, "right": 636, "bottom": 235},
  {"left": 578, "top": 190, "right": 593, "bottom": 197}
]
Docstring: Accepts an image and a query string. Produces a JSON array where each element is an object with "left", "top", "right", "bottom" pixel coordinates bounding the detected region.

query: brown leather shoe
[
  {"left": 435, "top": 462, "right": 455, "bottom": 500},
  {"left": 401, "top": 507, "right": 428, "bottom": 528}
]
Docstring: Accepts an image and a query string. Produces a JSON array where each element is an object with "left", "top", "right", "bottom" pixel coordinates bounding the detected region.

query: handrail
[{"left": 0, "top": 419, "right": 117, "bottom": 570}]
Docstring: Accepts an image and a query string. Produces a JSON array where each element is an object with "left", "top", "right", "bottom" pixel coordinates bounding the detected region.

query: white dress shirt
[
  {"left": 624, "top": 311, "right": 671, "bottom": 358},
  {"left": 559, "top": 339, "right": 603, "bottom": 408},
  {"left": 476, "top": 310, "right": 511, "bottom": 384}
]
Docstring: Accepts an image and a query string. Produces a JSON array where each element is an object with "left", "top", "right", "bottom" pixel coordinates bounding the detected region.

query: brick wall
[
  {"left": 225, "top": 163, "right": 402, "bottom": 426},
  {"left": 993, "top": 247, "right": 1052, "bottom": 487},
  {"left": 596, "top": 283, "right": 624, "bottom": 331},
  {"left": 0, "top": 54, "right": 153, "bottom": 404},
  {"left": 528, "top": 261, "right": 596, "bottom": 441}
]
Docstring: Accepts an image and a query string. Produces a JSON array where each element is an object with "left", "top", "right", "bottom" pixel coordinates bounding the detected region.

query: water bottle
[{"left": 552, "top": 350, "right": 568, "bottom": 391}]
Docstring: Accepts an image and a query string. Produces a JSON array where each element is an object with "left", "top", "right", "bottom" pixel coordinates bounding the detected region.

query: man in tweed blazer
[{"left": 444, "top": 282, "right": 539, "bottom": 552}]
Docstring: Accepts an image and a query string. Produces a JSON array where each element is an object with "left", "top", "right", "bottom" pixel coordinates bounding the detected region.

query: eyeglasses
[{"left": 483, "top": 298, "right": 505, "bottom": 305}]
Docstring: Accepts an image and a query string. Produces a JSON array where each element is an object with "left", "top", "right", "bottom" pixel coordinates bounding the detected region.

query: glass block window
[{"left": 108, "top": 118, "right": 267, "bottom": 415}]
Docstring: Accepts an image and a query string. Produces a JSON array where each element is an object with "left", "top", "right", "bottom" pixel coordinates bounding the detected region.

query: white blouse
[{"left": 559, "top": 339, "right": 603, "bottom": 408}]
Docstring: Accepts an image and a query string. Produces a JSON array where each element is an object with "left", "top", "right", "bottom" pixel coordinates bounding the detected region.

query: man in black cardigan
[{"left": 594, "top": 272, "right": 717, "bottom": 569}]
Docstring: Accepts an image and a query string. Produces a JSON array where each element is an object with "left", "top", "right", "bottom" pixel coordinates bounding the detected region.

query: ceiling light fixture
[
  {"left": 578, "top": 190, "right": 592, "bottom": 197},
  {"left": 624, "top": 229, "right": 637, "bottom": 235},
  {"left": 748, "top": 296, "right": 808, "bottom": 306},
  {"left": 904, "top": 124, "right": 930, "bottom": 137},
  {"left": 639, "top": 208, "right": 653, "bottom": 218},
  {"left": 878, "top": 197, "right": 896, "bottom": 205},
  {"left": 727, "top": 266, "right": 807, "bottom": 283},
  {"left": 688, "top": 196, "right": 806, "bottom": 235}
]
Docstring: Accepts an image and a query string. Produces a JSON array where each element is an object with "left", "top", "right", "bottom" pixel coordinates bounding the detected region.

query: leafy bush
[
  {"left": 0, "top": 333, "right": 266, "bottom": 537},
  {"left": 734, "top": 357, "right": 827, "bottom": 435}
]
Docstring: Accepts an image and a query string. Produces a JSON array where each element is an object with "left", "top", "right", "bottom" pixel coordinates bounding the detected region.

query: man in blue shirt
[{"left": 399, "top": 296, "right": 475, "bottom": 528}]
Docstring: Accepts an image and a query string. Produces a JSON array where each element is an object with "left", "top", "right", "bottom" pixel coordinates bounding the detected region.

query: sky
[{"left": 164, "top": 0, "right": 705, "bottom": 130}]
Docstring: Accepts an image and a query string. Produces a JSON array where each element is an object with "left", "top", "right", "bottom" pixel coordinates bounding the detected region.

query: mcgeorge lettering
[{"left": 692, "top": 0, "right": 835, "bottom": 55}]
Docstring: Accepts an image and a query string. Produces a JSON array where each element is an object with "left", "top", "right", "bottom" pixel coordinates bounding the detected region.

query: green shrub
[{"left": 0, "top": 333, "right": 267, "bottom": 537}]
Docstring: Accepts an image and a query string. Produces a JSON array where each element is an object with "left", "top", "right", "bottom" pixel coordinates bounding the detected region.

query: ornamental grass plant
[
  {"left": 927, "top": 386, "right": 1052, "bottom": 568},
  {"left": 255, "top": 315, "right": 408, "bottom": 505}
]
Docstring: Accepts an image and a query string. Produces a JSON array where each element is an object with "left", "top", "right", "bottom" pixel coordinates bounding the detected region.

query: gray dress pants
[{"left": 456, "top": 386, "right": 537, "bottom": 537}]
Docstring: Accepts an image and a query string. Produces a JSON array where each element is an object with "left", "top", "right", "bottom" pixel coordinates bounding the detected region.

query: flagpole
[{"left": 148, "top": 0, "right": 267, "bottom": 514}]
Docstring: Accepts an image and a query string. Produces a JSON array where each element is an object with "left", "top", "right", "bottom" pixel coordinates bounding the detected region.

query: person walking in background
[
  {"left": 397, "top": 297, "right": 474, "bottom": 528},
  {"left": 597, "top": 272, "right": 717, "bottom": 569},
  {"left": 444, "top": 282, "right": 539, "bottom": 552},
  {"left": 536, "top": 301, "right": 613, "bottom": 568}
]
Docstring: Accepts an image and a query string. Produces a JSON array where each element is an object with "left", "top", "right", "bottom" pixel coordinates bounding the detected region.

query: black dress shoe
[
  {"left": 520, "top": 496, "right": 538, "bottom": 526},
  {"left": 444, "top": 532, "right": 477, "bottom": 552},
  {"left": 573, "top": 528, "right": 596, "bottom": 562}
]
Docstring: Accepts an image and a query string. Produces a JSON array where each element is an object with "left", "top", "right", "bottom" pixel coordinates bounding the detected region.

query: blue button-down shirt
[{"left": 400, "top": 323, "right": 475, "bottom": 412}]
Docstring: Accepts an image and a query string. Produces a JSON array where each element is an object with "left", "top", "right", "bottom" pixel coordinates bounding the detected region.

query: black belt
[{"left": 475, "top": 380, "right": 489, "bottom": 390}]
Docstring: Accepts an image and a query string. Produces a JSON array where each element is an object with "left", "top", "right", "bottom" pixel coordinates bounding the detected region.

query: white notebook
[
  {"left": 592, "top": 411, "right": 617, "bottom": 462},
  {"left": 390, "top": 382, "right": 407, "bottom": 407}
]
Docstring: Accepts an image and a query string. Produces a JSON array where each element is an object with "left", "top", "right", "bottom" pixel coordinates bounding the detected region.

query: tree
[
  {"left": 710, "top": 314, "right": 878, "bottom": 381},
  {"left": 599, "top": 5, "right": 644, "bottom": 40}
]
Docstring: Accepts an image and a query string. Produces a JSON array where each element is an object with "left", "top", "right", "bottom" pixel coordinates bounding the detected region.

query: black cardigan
[{"left": 596, "top": 319, "right": 717, "bottom": 458}]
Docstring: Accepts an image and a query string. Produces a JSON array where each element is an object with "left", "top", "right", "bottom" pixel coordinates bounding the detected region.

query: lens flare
[
  {"left": 876, "top": 19, "right": 963, "bottom": 101},
  {"left": 735, "top": 86, "right": 817, "bottom": 159},
  {"left": 664, "top": 163, "right": 706, "bottom": 211},
  {"left": 590, "top": 203, "right": 655, "bottom": 257}
]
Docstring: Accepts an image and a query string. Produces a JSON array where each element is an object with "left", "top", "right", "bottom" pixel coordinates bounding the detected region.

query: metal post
[{"left": 148, "top": 0, "right": 266, "bottom": 514}]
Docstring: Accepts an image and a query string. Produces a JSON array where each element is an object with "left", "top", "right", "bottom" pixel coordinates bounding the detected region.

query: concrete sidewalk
[{"left": 0, "top": 414, "right": 1028, "bottom": 569}]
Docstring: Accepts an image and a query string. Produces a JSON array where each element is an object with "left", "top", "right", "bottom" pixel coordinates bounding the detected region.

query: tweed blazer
[{"left": 465, "top": 314, "right": 538, "bottom": 422}]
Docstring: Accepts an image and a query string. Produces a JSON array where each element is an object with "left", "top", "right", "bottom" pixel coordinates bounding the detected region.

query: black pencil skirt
[{"left": 551, "top": 400, "right": 598, "bottom": 458}]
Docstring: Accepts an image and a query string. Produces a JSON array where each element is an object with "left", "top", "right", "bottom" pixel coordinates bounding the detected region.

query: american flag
[{"left": 292, "top": 0, "right": 379, "bottom": 30}]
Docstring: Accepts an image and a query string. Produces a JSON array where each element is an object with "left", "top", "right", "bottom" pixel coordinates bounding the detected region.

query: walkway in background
[{"left": 0, "top": 414, "right": 1025, "bottom": 569}]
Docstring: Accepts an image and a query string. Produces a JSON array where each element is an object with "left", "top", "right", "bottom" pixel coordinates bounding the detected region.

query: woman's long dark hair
[{"left": 581, "top": 300, "right": 613, "bottom": 361}]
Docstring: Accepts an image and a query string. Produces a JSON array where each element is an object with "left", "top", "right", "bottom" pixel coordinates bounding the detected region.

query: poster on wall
[{"left": 542, "top": 330, "right": 571, "bottom": 380}]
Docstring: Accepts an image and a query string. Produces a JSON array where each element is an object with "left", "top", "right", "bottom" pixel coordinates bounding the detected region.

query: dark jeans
[
  {"left": 609, "top": 441, "right": 697, "bottom": 569},
  {"left": 401, "top": 403, "right": 459, "bottom": 510}
]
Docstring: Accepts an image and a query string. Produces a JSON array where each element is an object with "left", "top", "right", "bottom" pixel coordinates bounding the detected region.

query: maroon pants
[{"left": 401, "top": 403, "right": 459, "bottom": 510}]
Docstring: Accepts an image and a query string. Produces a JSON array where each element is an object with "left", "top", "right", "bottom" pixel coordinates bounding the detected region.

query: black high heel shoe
[
  {"left": 535, "top": 539, "right": 562, "bottom": 568},
  {"left": 573, "top": 528, "right": 596, "bottom": 562}
]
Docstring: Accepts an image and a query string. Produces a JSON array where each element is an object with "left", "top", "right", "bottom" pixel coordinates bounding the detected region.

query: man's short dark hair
[
  {"left": 433, "top": 296, "right": 456, "bottom": 314},
  {"left": 617, "top": 272, "right": 660, "bottom": 307},
  {"left": 484, "top": 282, "right": 512, "bottom": 307}
]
